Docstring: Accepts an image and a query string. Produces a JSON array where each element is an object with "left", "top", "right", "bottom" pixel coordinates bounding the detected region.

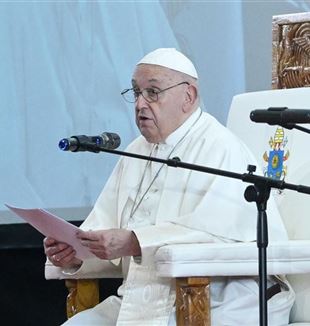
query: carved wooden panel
[
  {"left": 65, "top": 279, "right": 99, "bottom": 319},
  {"left": 272, "top": 12, "right": 310, "bottom": 89},
  {"left": 176, "top": 277, "right": 211, "bottom": 326}
]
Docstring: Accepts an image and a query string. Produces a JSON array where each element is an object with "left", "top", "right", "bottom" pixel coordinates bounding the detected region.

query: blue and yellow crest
[{"left": 263, "top": 127, "right": 290, "bottom": 180}]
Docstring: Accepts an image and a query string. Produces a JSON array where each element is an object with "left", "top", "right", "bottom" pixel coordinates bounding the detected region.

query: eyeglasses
[{"left": 121, "top": 81, "right": 190, "bottom": 103}]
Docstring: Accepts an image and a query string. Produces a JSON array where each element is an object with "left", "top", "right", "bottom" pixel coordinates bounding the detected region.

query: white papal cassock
[{"left": 49, "top": 108, "right": 294, "bottom": 326}]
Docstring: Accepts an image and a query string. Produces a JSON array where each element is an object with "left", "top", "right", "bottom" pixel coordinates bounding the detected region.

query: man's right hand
[{"left": 43, "top": 236, "right": 82, "bottom": 269}]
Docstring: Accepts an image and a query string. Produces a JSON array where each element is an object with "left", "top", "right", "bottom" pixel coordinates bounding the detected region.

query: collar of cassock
[{"left": 158, "top": 107, "right": 202, "bottom": 150}]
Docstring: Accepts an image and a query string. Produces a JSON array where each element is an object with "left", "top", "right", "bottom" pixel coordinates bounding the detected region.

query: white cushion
[{"left": 155, "top": 241, "right": 310, "bottom": 277}]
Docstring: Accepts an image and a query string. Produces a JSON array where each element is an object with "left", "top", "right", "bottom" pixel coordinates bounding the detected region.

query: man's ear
[{"left": 182, "top": 84, "right": 198, "bottom": 113}]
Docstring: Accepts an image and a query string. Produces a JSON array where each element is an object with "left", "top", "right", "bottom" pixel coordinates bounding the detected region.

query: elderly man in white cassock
[{"left": 44, "top": 48, "right": 294, "bottom": 325}]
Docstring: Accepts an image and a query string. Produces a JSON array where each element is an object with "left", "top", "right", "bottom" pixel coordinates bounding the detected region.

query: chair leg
[
  {"left": 176, "top": 277, "right": 211, "bottom": 326},
  {"left": 65, "top": 279, "right": 100, "bottom": 319}
]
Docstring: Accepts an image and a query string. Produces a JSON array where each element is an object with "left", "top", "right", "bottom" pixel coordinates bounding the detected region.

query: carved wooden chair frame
[{"left": 272, "top": 12, "right": 310, "bottom": 89}]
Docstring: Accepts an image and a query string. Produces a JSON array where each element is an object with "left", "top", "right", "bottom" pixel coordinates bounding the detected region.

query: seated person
[{"left": 44, "top": 48, "right": 294, "bottom": 325}]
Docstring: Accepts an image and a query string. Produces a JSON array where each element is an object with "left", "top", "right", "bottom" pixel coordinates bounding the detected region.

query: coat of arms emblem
[{"left": 263, "top": 127, "right": 290, "bottom": 180}]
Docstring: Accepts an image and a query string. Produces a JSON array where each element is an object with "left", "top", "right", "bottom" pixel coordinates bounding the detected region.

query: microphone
[
  {"left": 58, "top": 132, "right": 121, "bottom": 152},
  {"left": 250, "top": 107, "right": 310, "bottom": 125}
]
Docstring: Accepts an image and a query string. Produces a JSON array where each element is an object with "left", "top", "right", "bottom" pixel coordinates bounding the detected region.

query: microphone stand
[
  {"left": 279, "top": 123, "right": 310, "bottom": 134},
  {"left": 81, "top": 142, "right": 310, "bottom": 326}
]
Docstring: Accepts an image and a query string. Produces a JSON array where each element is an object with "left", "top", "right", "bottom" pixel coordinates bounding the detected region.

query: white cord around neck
[{"left": 129, "top": 109, "right": 202, "bottom": 220}]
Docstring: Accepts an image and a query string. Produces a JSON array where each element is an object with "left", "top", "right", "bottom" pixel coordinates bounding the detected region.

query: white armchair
[
  {"left": 45, "top": 88, "right": 310, "bottom": 325},
  {"left": 155, "top": 87, "right": 310, "bottom": 325}
]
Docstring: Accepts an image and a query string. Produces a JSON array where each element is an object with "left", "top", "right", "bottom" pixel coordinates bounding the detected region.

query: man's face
[{"left": 132, "top": 64, "right": 189, "bottom": 144}]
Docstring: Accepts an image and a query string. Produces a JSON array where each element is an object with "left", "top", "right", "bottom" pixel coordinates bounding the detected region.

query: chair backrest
[{"left": 226, "top": 87, "right": 310, "bottom": 322}]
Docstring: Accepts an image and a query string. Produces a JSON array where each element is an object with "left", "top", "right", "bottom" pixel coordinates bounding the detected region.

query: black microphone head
[
  {"left": 250, "top": 107, "right": 288, "bottom": 124},
  {"left": 250, "top": 107, "right": 310, "bottom": 125},
  {"left": 100, "top": 132, "right": 121, "bottom": 150}
]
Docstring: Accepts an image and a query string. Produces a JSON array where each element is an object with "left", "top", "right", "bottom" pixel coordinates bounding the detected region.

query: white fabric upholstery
[
  {"left": 45, "top": 259, "right": 122, "bottom": 280},
  {"left": 155, "top": 88, "right": 310, "bottom": 324},
  {"left": 227, "top": 88, "right": 310, "bottom": 324},
  {"left": 155, "top": 241, "right": 310, "bottom": 277}
]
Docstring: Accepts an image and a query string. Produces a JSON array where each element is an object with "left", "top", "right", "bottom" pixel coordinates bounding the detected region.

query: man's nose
[{"left": 135, "top": 92, "right": 148, "bottom": 110}]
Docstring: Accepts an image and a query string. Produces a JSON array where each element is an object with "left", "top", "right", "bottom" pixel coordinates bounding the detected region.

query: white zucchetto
[{"left": 137, "top": 48, "right": 198, "bottom": 79}]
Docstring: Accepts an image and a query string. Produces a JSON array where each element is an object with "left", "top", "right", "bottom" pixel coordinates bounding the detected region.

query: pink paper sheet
[{"left": 6, "top": 204, "right": 94, "bottom": 260}]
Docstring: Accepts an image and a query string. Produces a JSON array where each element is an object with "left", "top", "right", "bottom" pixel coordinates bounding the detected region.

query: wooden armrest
[
  {"left": 176, "top": 277, "right": 211, "bottom": 326},
  {"left": 64, "top": 276, "right": 211, "bottom": 325},
  {"left": 65, "top": 279, "right": 99, "bottom": 319}
]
